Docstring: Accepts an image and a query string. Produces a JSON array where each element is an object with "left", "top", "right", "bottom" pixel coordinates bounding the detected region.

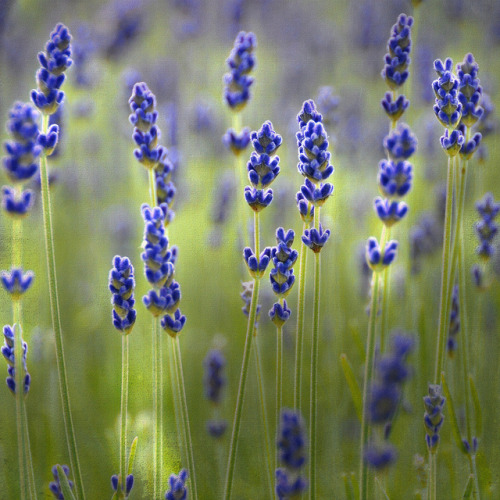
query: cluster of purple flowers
[
  {"left": 296, "top": 100, "right": 332, "bottom": 253},
  {"left": 141, "top": 204, "right": 185, "bottom": 337},
  {"left": 433, "top": 54, "right": 484, "bottom": 159},
  {"left": 268, "top": 228, "right": 297, "bottom": 327},
  {"left": 240, "top": 280, "right": 261, "bottom": 326},
  {"left": 381, "top": 14, "right": 414, "bottom": 90},
  {"left": 109, "top": 256, "right": 137, "bottom": 334},
  {"left": 49, "top": 464, "right": 74, "bottom": 499},
  {"left": 447, "top": 285, "right": 460, "bottom": 355},
  {"left": 424, "top": 384, "right": 446, "bottom": 453},
  {"left": 472, "top": 193, "right": 500, "bottom": 289},
  {"left": 203, "top": 349, "right": 227, "bottom": 438},
  {"left": 165, "top": 469, "right": 189, "bottom": 500},
  {"left": 111, "top": 472, "right": 134, "bottom": 498},
  {"left": 365, "top": 333, "right": 414, "bottom": 469},
  {"left": 2, "top": 325, "right": 30, "bottom": 396},
  {"left": 223, "top": 31, "right": 256, "bottom": 112},
  {"left": 31, "top": 24, "right": 72, "bottom": 116},
  {"left": 275, "top": 409, "right": 308, "bottom": 499}
]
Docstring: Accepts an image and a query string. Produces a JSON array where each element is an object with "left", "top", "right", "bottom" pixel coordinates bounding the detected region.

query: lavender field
[{"left": 0, "top": 0, "right": 499, "bottom": 499}]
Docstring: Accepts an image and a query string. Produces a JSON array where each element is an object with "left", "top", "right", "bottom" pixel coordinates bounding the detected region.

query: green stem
[
  {"left": 428, "top": 452, "right": 436, "bottom": 500},
  {"left": 276, "top": 322, "right": 283, "bottom": 465},
  {"left": 172, "top": 338, "right": 198, "bottom": 500},
  {"left": 14, "top": 312, "right": 28, "bottom": 500},
  {"left": 253, "top": 337, "right": 274, "bottom": 498},
  {"left": 224, "top": 278, "right": 261, "bottom": 500},
  {"left": 294, "top": 222, "right": 308, "bottom": 411},
  {"left": 233, "top": 113, "right": 250, "bottom": 249},
  {"left": 120, "top": 334, "right": 129, "bottom": 496},
  {"left": 379, "top": 226, "right": 392, "bottom": 353},
  {"left": 22, "top": 403, "right": 37, "bottom": 500},
  {"left": 152, "top": 318, "right": 159, "bottom": 499},
  {"left": 159, "top": 326, "right": 164, "bottom": 495},
  {"left": 39, "top": 114, "right": 85, "bottom": 500},
  {"left": 434, "top": 155, "right": 455, "bottom": 383},
  {"left": 469, "top": 454, "right": 480, "bottom": 500},
  {"left": 360, "top": 271, "right": 381, "bottom": 500},
  {"left": 309, "top": 207, "right": 321, "bottom": 500}
]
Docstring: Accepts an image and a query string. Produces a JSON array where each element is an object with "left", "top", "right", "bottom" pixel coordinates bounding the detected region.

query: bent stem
[
  {"left": 309, "top": 206, "right": 321, "bottom": 500},
  {"left": 172, "top": 338, "right": 198, "bottom": 500},
  {"left": 294, "top": 222, "right": 308, "bottom": 412},
  {"left": 360, "top": 271, "right": 381, "bottom": 500},
  {"left": 40, "top": 114, "right": 85, "bottom": 500}
]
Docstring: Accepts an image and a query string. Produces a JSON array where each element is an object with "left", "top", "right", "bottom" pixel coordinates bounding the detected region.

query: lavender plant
[
  {"left": 30, "top": 24, "right": 86, "bottom": 500},
  {"left": 109, "top": 256, "right": 137, "bottom": 499}
]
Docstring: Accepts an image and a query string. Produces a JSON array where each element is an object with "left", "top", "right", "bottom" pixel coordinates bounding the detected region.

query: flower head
[
  {"left": 165, "top": 469, "right": 189, "bottom": 500},
  {"left": 31, "top": 24, "right": 72, "bottom": 115},
  {"left": 2, "top": 325, "right": 30, "bottom": 396},
  {"left": 223, "top": 31, "right": 256, "bottom": 111}
]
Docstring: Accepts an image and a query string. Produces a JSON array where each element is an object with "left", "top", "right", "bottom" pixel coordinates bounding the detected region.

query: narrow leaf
[
  {"left": 342, "top": 472, "right": 355, "bottom": 500},
  {"left": 127, "top": 436, "right": 138, "bottom": 476},
  {"left": 462, "top": 474, "right": 474, "bottom": 499},
  {"left": 441, "top": 372, "right": 467, "bottom": 455},
  {"left": 342, "top": 472, "right": 359, "bottom": 500},
  {"left": 375, "top": 476, "right": 390, "bottom": 499},
  {"left": 469, "top": 375, "right": 482, "bottom": 437},
  {"left": 340, "top": 354, "right": 362, "bottom": 422},
  {"left": 56, "top": 465, "right": 77, "bottom": 500}
]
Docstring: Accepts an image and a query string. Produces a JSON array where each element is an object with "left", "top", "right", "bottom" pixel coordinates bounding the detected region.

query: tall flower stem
[
  {"left": 253, "top": 337, "right": 274, "bottom": 497},
  {"left": 147, "top": 168, "right": 163, "bottom": 497},
  {"left": 233, "top": 113, "right": 249, "bottom": 248},
  {"left": 309, "top": 206, "right": 322, "bottom": 500},
  {"left": 294, "top": 222, "right": 308, "bottom": 411},
  {"left": 39, "top": 114, "right": 85, "bottom": 500},
  {"left": 22, "top": 404, "right": 36, "bottom": 500},
  {"left": 13, "top": 304, "right": 28, "bottom": 500},
  {"left": 455, "top": 151, "right": 480, "bottom": 499},
  {"left": 224, "top": 211, "right": 262, "bottom": 500},
  {"left": 276, "top": 321, "right": 283, "bottom": 462},
  {"left": 378, "top": 226, "right": 392, "bottom": 353},
  {"left": 172, "top": 338, "right": 198, "bottom": 500},
  {"left": 120, "top": 334, "right": 129, "bottom": 496},
  {"left": 152, "top": 318, "right": 159, "bottom": 499},
  {"left": 434, "top": 155, "right": 455, "bottom": 383},
  {"left": 359, "top": 270, "right": 381, "bottom": 500}
]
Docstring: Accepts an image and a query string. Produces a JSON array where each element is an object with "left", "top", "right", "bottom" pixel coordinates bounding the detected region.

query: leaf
[
  {"left": 375, "top": 476, "right": 390, "bottom": 499},
  {"left": 342, "top": 472, "right": 357, "bottom": 500},
  {"left": 56, "top": 465, "right": 77, "bottom": 500},
  {"left": 340, "top": 354, "right": 362, "bottom": 422},
  {"left": 441, "top": 372, "right": 467, "bottom": 455},
  {"left": 127, "top": 436, "right": 138, "bottom": 476},
  {"left": 469, "top": 375, "right": 482, "bottom": 437},
  {"left": 462, "top": 474, "right": 474, "bottom": 499}
]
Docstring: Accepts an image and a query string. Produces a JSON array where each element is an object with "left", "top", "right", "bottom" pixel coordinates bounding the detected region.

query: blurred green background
[{"left": 0, "top": 0, "right": 500, "bottom": 498}]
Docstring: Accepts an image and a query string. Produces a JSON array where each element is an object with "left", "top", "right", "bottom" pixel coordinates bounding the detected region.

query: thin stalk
[
  {"left": 456, "top": 160, "right": 480, "bottom": 499},
  {"left": 233, "top": 113, "right": 250, "bottom": 249},
  {"left": 309, "top": 206, "right": 321, "bottom": 500},
  {"left": 120, "top": 334, "right": 129, "bottom": 495},
  {"left": 294, "top": 222, "right": 308, "bottom": 411},
  {"left": 378, "top": 226, "right": 392, "bottom": 353},
  {"left": 428, "top": 452, "right": 436, "bottom": 500},
  {"left": 225, "top": 208, "right": 262, "bottom": 499},
  {"left": 276, "top": 322, "right": 283, "bottom": 463},
  {"left": 223, "top": 277, "right": 261, "bottom": 500},
  {"left": 39, "top": 114, "right": 84, "bottom": 500},
  {"left": 253, "top": 337, "right": 274, "bottom": 498},
  {"left": 159, "top": 327, "right": 163, "bottom": 493},
  {"left": 22, "top": 404, "right": 37, "bottom": 500},
  {"left": 152, "top": 318, "right": 158, "bottom": 499},
  {"left": 167, "top": 342, "right": 184, "bottom": 464},
  {"left": 360, "top": 271, "right": 381, "bottom": 500},
  {"left": 14, "top": 304, "right": 28, "bottom": 500},
  {"left": 434, "top": 155, "right": 455, "bottom": 383},
  {"left": 172, "top": 339, "right": 198, "bottom": 500}
]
